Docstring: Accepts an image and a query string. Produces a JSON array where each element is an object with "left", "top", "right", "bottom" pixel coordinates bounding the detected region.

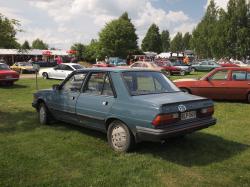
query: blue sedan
[{"left": 32, "top": 68, "right": 216, "bottom": 152}]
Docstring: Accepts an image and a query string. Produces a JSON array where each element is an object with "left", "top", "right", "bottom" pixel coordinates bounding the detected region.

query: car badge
[{"left": 178, "top": 104, "right": 187, "bottom": 112}]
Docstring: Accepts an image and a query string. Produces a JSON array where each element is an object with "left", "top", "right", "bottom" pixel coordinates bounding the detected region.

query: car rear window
[{"left": 122, "top": 71, "right": 180, "bottom": 96}]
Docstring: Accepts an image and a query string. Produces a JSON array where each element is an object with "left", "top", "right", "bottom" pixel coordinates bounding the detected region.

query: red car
[
  {"left": 154, "top": 60, "right": 184, "bottom": 75},
  {"left": 174, "top": 67, "right": 250, "bottom": 102},
  {"left": 0, "top": 63, "right": 19, "bottom": 85}
]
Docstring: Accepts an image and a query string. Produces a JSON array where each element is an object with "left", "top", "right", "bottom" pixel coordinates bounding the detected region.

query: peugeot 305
[{"left": 32, "top": 68, "right": 216, "bottom": 152}]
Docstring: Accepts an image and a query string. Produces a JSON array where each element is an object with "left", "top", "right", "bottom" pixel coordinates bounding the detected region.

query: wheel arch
[
  {"left": 105, "top": 117, "right": 137, "bottom": 137},
  {"left": 180, "top": 87, "right": 192, "bottom": 94}
]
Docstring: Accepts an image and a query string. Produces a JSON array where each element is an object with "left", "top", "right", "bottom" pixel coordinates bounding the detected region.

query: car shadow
[
  {"left": 52, "top": 121, "right": 107, "bottom": 141},
  {"left": 0, "top": 84, "right": 27, "bottom": 89},
  {"left": 135, "top": 132, "right": 249, "bottom": 167}
]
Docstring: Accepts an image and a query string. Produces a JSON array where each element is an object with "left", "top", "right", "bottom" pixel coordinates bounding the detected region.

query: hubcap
[
  {"left": 111, "top": 125, "right": 127, "bottom": 149},
  {"left": 39, "top": 106, "right": 46, "bottom": 123},
  {"left": 43, "top": 73, "right": 47, "bottom": 79}
]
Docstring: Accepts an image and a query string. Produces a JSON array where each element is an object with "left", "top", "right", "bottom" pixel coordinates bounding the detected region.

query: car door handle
[
  {"left": 102, "top": 101, "right": 108, "bottom": 106},
  {"left": 70, "top": 96, "right": 75, "bottom": 100}
]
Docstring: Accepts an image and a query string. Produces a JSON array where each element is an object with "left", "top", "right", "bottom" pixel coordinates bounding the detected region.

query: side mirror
[{"left": 52, "top": 84, "right": 60, "bottom": 90}]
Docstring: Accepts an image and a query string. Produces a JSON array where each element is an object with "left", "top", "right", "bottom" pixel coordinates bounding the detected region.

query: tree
[
  {"left": 32, "top": 39, "right": 48, "bottom": 49},
  {"left": 190, "top": 0, "right": 218, "bottom": 58},
  {"left": 161, "top": 30, "right": 170, "bottom": 52},
  {"left": 99, "top": 12, "right": 138, "bottom": 58},
  {"left": 71, "top": 43, "right": 85, "bottom": 60},
  {"left": 182, "top": 32, "right": 191, "bottom": 50},
  {"left": 21, "top": 40, "right": 30, "bottom": 49},
  {"left": 0, "top": 13, "right": 20, "bottom": 48},
  {"left": 170, "top": 32, "right": 183, "bottom": 52},
  {"left": 141, "top": 24, "right": 162, "bottom": 53}
]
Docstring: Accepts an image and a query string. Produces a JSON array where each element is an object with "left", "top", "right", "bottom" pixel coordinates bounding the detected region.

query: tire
[
  {"left": 181, "top": 88, "right": 191, "bottom": 94},
  {"left": 42, "top": 72, "right": 49, "bottom": 79},
  {"left": 180, "top": 71, "right": 185, "bottom": 76},
  {"left": 247, "top": 93, "right": 250, "bottom": 103},
  {"left": 191, "top": 68, "right": 195, "bottom": 73},
  {"left": 107, "top": 120, "right": 135, "bottom": 152},
  {"left": 38, "top": 103, "right": 51, "bottom": 125}
]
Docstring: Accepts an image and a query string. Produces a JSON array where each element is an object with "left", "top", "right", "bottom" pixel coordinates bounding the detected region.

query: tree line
[{"left": 0, "top": 0, "right": 249, "bottom": 62}]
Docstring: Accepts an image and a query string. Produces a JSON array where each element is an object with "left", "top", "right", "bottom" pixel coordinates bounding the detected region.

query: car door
[
  {"left": 198, "top": 61, "right": 207, "bottom": 71},
  {"left": 75, "top": 72, "right": 116, "bottom": 131},
  {"left": 227, "top": 70, "right": 250, "bottom": 100},
  {"left": 61, "top": 65, "right": 74, "bottom": 79},
  {"left": 49, "top": 72, "right": 87, "bottom": 123},
  {"left": 205, "top": 69, "right": 230, "bottom": 99},
  {"left": 49, "top": 65, "right": 63, "bottom": 79}
]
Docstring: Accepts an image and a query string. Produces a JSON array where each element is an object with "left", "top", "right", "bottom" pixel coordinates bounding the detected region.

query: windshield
[
  {"left": 122, "top": 71, "right": 180, "bottom": 96},
  {"left": 72, "top": 65, "right": 84, "bottom": 70},
  {"left": 0, "top": 64, "right": 10, "bottom": 70}
]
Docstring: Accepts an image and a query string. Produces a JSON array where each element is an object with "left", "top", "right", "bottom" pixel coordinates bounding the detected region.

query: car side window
[
  {"left": 61, "top": 73, "right": 87, "bottom": 92},
  {"left": 200, "top": 62, "right": 207, "bottom": 65},
  {"left": 63, "top": 65, "right": 74, "bottom": 71},
  {"left": 232, "top": 71, "right": 246, "bottom": 80},
  {"left": 84, "top": 72, "right": 114, "bottom": 96},
  {"left": 131, "top": 63, "right": 140, "bottom": 67},
  {"left": 247, "top": 72, "right": 250, "bottom": 80},
  {"left": 211, "top": 70, "right": 229, "bottom": 80}
]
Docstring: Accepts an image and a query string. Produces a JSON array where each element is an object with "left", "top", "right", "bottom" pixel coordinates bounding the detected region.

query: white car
[
  {"left": 233, "top": 60, "right": 248, "bottom": 67},
  {"left": 39, "top": 63, "right": 84, "bottom": 80}
]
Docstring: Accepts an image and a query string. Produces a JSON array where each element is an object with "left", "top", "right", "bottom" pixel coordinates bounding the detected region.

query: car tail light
[
  {"left": 152, "top": 113, "right": 179, "bottom": 126},
  {"left": 199, "top": 106, "right": 214, "bottom": 117}
]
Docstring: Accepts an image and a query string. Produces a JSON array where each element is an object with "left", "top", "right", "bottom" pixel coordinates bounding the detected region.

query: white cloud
[
  {"left": 12, "top": 0, "right": 199, "bottom": 48},
  {"left": 0, "top": 6, "right": 31, "bottom": 25}
]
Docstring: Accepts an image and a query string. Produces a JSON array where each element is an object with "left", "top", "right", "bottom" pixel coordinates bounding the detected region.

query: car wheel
[
  {"left": 107, "top": 120, "right": 135, "bottom": 152},
  {"left": 247, "top": 93, "right": 250, "bottom": 103},
  {"left": 191, "top": 68, "right": 195, "bottom": 73},
  {"left": 180, "top": 71, "right": 185, "bottom": 76},
  {"left": 38, "top": 103, "right": 51, "bottom": 125},
  {"left": 181, "top": 88, "right": 191, "bottom": 94},
  {"left": 42, "top": 72, "right": 49, "bottom": 79}
]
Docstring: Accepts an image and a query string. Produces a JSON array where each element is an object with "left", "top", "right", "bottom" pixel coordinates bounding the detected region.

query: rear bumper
[{"left": 136, "top": 118, "right": 216, "bottom": 142}]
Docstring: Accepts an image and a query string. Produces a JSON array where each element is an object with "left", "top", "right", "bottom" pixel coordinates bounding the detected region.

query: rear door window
[{"left": 232, "top": 71, "right": 246, "bottom": 80}]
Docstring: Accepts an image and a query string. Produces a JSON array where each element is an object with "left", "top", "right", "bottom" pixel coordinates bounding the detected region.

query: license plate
[{"left": 181, "top": 111, "right": 196, "bottom": 120}]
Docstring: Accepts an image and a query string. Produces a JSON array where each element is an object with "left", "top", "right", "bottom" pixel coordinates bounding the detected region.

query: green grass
[{"left": 0, "top": 76, "right": 250, "bottom": 187}]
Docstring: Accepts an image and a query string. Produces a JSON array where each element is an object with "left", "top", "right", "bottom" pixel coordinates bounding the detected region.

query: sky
[{"left": 0, "top": 0, "right": 229, "bottom": 49}]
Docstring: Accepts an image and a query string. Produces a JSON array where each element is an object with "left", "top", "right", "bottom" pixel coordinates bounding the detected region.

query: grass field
[{"left": 0, "top": 73, "right": 250, "bottom": 187}]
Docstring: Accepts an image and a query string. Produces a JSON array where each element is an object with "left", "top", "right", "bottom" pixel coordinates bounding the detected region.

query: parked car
[
  {"left": 174, "top": 67, "right": 250, "bottom": 102},
  {"left": 233, "top": 60, "right": 248, "bottom": 67},
  {"left": 154, "top": 60, "right": 184, "bottom": 75},
  {"left": 10, "top": 62, "right": 36, "bottom": 73},
  {"left": 32, "top": 61, "right": 57, "bottom": 67},
  {"left": 39, "top": 63, "right": 84, "bottom": 80},
  {"left": 172, "top": 61, "right": 193, "bottom": 74},
  {"left": 32, "top": 68, "right": 216, "bottom": 152},
  {"left": 129, "top": 61, "right": 174, "bottom": 76},
  {"left": 192, "top": 60, "right": 221, "bottom": 71},
  {"left": 0, "top": 63, "right": 19, "bottom": 85},
  {"left": 92, "top": 63, "right": 115, "bottom": 68}
]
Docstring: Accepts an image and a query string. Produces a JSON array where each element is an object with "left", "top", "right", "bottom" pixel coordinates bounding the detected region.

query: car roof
[
  {"left": 74, "top": 67, "right": 160, "bottom": 73},
  {"left": 215, "top": 67, "right": 250, "bottom": 70}
]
